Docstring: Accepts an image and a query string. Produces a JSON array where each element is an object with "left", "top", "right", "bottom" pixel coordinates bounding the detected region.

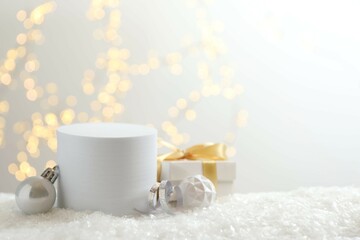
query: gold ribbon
[{"left": 157, "top": 139, "right": 228, "bottom": 187}]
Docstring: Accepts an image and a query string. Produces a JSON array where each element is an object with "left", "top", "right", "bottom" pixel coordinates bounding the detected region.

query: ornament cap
[{"left": 40, "top": 166, "right": 59, "bottom": 184}]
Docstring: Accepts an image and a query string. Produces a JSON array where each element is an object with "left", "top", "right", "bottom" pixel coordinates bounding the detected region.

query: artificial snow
[{"left": 1, "top": 187, "right": 360, "bottom": 239}]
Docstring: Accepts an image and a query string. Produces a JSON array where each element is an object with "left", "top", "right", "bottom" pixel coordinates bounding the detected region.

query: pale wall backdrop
[{"left": 1, "top": 0, "right": 360, "bottom": 193}]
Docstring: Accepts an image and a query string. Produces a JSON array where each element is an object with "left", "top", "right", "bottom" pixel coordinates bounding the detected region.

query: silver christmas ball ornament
[{"left": 15, "top": 166, "right": 59, "bottom": 214}]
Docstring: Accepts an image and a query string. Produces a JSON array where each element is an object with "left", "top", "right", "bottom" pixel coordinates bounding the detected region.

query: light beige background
[{"left": 1, "top": 0, "right": 360, "bottom": 193}]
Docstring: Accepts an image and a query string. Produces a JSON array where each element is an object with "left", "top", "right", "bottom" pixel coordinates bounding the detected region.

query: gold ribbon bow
[{"left": 157, "top": 139, "right": 228, "bottom": 187}]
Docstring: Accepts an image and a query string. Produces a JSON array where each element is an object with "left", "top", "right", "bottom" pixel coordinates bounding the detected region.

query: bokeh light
[{"left": 1, "top": 0, "right": 245, "bottom": 182}]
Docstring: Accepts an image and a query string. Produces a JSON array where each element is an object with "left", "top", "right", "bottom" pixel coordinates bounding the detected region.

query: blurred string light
[
  {"left": 1, "top": 1, "right": 59, "bottom": 181},
  {"left": 157, "top": 0, "right": 246, "bottom": 154},
  {"left": 2, "top": 0, "right": 247, "bottom": 182},
  {"left": 84, "top": 0, "right": 246, "bottom": 156}
]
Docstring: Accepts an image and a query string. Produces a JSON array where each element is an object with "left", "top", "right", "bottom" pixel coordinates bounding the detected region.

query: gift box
[{"left": 160, "top": 160, "right": 236, "bottom": 196}]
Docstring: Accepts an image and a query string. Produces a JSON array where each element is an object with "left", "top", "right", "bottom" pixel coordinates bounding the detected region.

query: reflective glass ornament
[{"left": 15, "top": 166, "right": 59, "bottom": 214}]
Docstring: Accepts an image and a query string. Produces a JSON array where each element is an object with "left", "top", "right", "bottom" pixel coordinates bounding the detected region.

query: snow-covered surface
[{"left": 1, "top": 187, "right": 360, "bottom": 239}]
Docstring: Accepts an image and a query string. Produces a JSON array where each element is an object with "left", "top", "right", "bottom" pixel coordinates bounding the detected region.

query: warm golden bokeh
[{"left": 1, "top": 0, "right": 246, "bottom": 182}]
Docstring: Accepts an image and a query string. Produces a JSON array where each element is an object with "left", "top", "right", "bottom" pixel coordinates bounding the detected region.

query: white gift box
[
  {"left": 57, "top": 123, "right": 157, "bottom": 216},
  {"left": 161, "top": 160, "right": 236, "bottom": 196}
]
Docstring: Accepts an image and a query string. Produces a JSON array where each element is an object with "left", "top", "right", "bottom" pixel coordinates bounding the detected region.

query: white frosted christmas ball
[{"left": 177, "top": 175, "right": 216, "bottom": 209}]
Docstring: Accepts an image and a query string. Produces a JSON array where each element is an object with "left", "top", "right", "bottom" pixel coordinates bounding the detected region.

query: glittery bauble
[
  {"left": 15, "top": 176, "right": 56, "bottom": 214},
  {"left": 177, "top": 175, "right": 216, "bottom": 209}
]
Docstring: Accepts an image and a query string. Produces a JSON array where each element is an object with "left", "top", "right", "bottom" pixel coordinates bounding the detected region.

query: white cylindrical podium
[{"left": 56, "top": 123, "right": 157, "bottom": 216}]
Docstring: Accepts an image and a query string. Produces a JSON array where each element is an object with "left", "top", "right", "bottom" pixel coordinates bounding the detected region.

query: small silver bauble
[{"left": 15, "top": 166, "right": 59, "bottom": 214}]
